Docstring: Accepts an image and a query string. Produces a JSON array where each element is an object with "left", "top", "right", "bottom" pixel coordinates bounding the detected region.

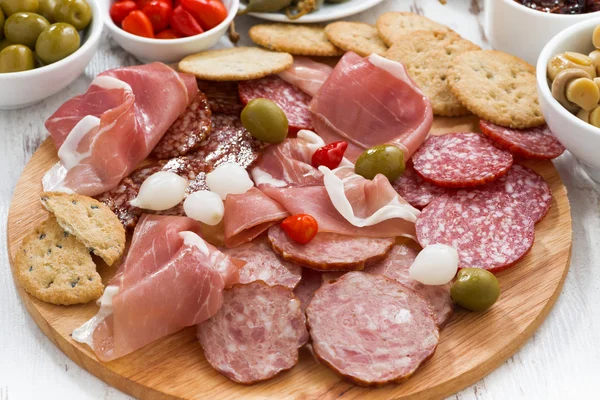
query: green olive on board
[
  {"left": 37, "top": 0, "right": 56, "bottom": 21},
  {"left": 238, "top": 0, "right": 293, "bottom": 14},
  {"left": 35, "top": 21, "right": 78, "bottom": 64},
  {"left": 0, "top": 0, "right": 38, "bottom": 16},
  {"left": 450, "top": 268, "right": 501, "bottom": 312},
  {"left": 4, "top": 11, "right": 49, "bottom": 48},
  {"left": 241, "top": 98, "right": 289, "bottom": 143},
  {"left": 52, "top": 0, "right": 90, "bottom": 30},
  {"left": 355, "top": 144, "right": 405, "bottom": 182},
  {"left": 0, "top": 43, "right": 34, "bottom": 72}
]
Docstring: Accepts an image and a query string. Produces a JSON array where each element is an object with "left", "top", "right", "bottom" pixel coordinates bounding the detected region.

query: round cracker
[
  {"left": 376, "top": 12, "right": 451, "bottom": 46},
  {"left": 324, "top": 22, "right": 388, "bottom": 57},
  {"left": 448, "top": 50, "right": 545, "bottom": 128},
  {"left": 178, "top": 47, "right": 293, "bottom": 81},
  {"left": 249, "top": 24, "right": 343, "bottom": 57},
  {"left": 384, "top": 30, "right": 480, "bottom": 117}
]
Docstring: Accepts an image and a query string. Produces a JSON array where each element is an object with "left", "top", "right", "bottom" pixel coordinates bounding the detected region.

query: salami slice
[
  {"left": 364, "top": 244, "right": 453, "bottom": 328},
  {"left": 197, "top": 282, "right": 309, "bottom": 384},
  {"left": 268, "top": 224, "right": 395, "bottom": 271},
  {"left": 479, "top": 120, "right": 565, "bottom": 160},
  {"left": 416, "top": 190, "right": 535, "bottom": 272},
  {"left": 152, "top": 91, "right": 212, "bottom": 159},
  {"left": 221, "top": 237, "right": 302, "bottom": 289},
  {"left": 306, "top": 272, "right": 439, "bottom": 386},
  {"left": 412, "top": 132, "right": 513, "bottom": 188},
  {"left": 393, "top": 162, "right": 449, "bottom": 209},
  {"left": 197, "top": 80, "right": 244, "bottom": 115},
  {"left": 293, "top": 268, "right": 324, "bottom": 313},
  {"left": 238, "top": 76, "right": 313, "bottom": 134}
]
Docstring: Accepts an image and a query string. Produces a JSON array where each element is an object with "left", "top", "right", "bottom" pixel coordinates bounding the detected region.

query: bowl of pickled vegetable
[{"left": 0, "top": 0, "right": 102, "bottom": 109}]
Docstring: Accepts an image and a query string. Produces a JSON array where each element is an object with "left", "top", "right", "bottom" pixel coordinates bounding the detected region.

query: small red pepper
[
  {"left": 181, "top": 0, "right": 227, "bottom": 30},
  {"left": 281, "top": 214, "right": 318, "bottom": 245},
  {"left": 170, "top": 5, "right": 204, "bottom": 37},
  {"left": 142, "top": 0, "right": 172, "bottom": 32},
  {"left": 311, "top": 141, "right": 348, "bottom": 169},
  {"left": 155, "top": 28, "right": 180, "bottom": 39},
  {"left": 110, "top": 0, "right": 138, "bottom": 26},
  {"left": 122, "top": 10, "right": 155, "bottom": 38}
]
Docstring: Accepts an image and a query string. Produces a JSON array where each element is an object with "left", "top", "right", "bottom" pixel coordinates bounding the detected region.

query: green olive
[
  {"left": 0, "top": 37, "right": 12, "bottom": 50},
  {"left": 52, "top": 0, "right": 90, "bottom": 30},
  {"left": 238, "top": 0, "right": 293, "bottom": 14},
  {"left": 355, "top": 144, "right": 405, "bottom": 181},
  {"left": 0, "top": 9, "right": 4, "bottom": 39},
  {"left": 4, "top": 12, "right": 48, "bottom": 48},
  {"left": 37, "top": 0, "right": 56, "bottom": 21},
  {"left": 0, "top": 0, "right": 38, "bottom": 16},
  {"left": 35, "top": 22, "right": 78, "bottom": 64},
  {"left": 0, "top": 43, "right": 34, "bottom": 72},
  {"left": 241, "top": 98, "right": 289, "bottom": 143},
  {"left": 450, "top": 268, "right": 500, "bottom": 312}
]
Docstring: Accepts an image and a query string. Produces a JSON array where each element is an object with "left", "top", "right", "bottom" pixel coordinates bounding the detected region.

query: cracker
[
  {"left": 376, "top": 12, "right": 451, "bottom": 46},
  {"left": 447, "top": 50, "right": 545, "bottom": 128},
  {"left": 324, "top": 22, "right": 388, "bottom": 57},
  {"left": 249, "top": 24, "right": 343, "bottom": 57},
  {"left": 41, "top": 192, "right": 125, "bottom": 266},
  {"left": 14, "top": 216, "right": 103, "bottom": 305},
  {"left": 384, "top": 30, "right": 480, "bottom": 116},
  {"left": 178, "top": 47, "right": 293, "bottom": 81}
]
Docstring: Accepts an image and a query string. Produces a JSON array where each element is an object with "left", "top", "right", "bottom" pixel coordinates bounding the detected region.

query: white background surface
[{"left": 1, "top": 0, "right": 600, "bottom": 399}]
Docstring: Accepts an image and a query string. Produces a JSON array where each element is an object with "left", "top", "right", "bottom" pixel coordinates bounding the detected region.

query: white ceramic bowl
[
  {"left": 537, "top": 18, "right": 600, "bottom": 182},
  {"left": 486, "top": 0, "right": 600, "bottom": 65},
  {"left": 0, "top": 0, "right": 103, "bottom": 110},
  {"left": 102, "top": 0, "right": 239, "bottom": 63}
]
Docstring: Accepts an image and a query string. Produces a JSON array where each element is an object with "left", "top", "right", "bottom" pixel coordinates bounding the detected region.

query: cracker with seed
[
  {"left": 41, "top": 192, "right": 125, "bottom": 266},
  {"left": 384, "top": 30, "right": 480, "bottom": 116},
  {"left": 448, "top": 50, "right": 545, "bottom": 128},
  {"left": 14, "top": 216, "right": 103, "bottom": 305},
  {"left": 249, "top": 24, "right": 343, "bottom": 57},
  {"left": 179, "top": 47, "right": 293, "bottom": 81},
  {"left": 324, "top": 22, "right": 388, "bottom": 57},
  {"left": 376, "top": 12, "right": 451, "bottom": 46}
]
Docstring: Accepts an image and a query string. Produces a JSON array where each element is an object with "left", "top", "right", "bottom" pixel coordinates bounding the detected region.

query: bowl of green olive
[{"left": 0, "top": 0, "right": 102, "bottom": 109}]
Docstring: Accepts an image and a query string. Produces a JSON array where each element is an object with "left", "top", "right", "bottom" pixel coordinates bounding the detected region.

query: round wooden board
[{"left": 7, "top": 116, "right": 572, "bottom": 400}]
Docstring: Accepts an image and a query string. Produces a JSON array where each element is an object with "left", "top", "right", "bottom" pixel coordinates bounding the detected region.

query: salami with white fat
[
  {"left": 393, "top": 162, "right": 449, "bottom": 209},
  {"left": 268, "top": 224, "right": 395, "bottom": 271},
  {"left": 306, "top": 272, "right": 439, "bottom": 386},
  {"left": 197, "top": 80, "right": 244, "bottom": 115},
  {"left": 197, "top": 281, "right": 308, "bottom": 384},
  {"left": 412, "top": 132, "right": 513, "bottom": 188}
]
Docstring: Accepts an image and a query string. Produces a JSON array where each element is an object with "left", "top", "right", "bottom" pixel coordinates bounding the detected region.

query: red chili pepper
[
  {"left": 311, "top": 141, "right": 348, "bottom": 169},
  {"left": 155, "top": 28, "right": 180, "bottom": 39},
  {"left": 181, "top": 0, "right": 227, "bottom": 30},
  {"left": 170, "top": 5, "right": 204, "bottom": 37},
  {"left": 110, "top": 0, "right": 138, "bottom": 25},
  {"left": 137, "top": 0, "right": 171, "bottom": 9},
  {"left": 281, "top": 214, "right": 318, "bottom": 245},
  {"left": 122, "top": 10, "right": 155, "bottom": 38},
  {"left": 142, "top": 0, "right": 172, "bottom": 32}
]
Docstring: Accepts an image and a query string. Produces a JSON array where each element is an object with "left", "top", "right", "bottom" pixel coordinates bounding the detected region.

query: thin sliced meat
[
  {"left": 277, "top": 57, "right": 333, "bottom": 97},
  {"left": 392, "top": 162, "right": 450, "bottom": 209},
  {"left": 239, "top": 75, "right": 313, "bottom": 134},
  {"left": 412, "top": 132, "right": 513, "bottom": 188},
  {"left": 268, "top": 224, "right": 395, "bottom": 271},
  {"left": 197, "top": 80, "right": 243, "bottom": 115},
  {"left": 221, "top": 237, "right": 302, "bottom": 289},
  {"left": 293, "top": 269, "right": 324, "bottom": 313},
  {"left": 416, "top": 190, "right": 535, "bottom": 272},
  {"left": 306, "top": 272, "right": 439, "bottom": 386},
  {"left": 309, "top": 52, "right": 432, "bottom": 161},
  {"left": 197, "top": 282, "right": 309, "bottom": 384},
  {"left": 479, "top": 120, "right": 565, "bottom": 160},
  {"left": 365, "top": 244, "right": 453, "bottom": 328}
]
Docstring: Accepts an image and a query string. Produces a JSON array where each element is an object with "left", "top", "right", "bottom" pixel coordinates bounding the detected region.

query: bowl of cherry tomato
[{"left": 103, "top": 0, "right": 237, "bottom": 63}]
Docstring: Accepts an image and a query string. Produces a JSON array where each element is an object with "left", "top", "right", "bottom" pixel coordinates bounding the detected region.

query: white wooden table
[{"left": 1, "top": 1, "right": 600, "bottom": 399}]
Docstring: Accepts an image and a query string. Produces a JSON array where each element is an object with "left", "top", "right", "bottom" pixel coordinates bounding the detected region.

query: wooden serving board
[{"left": 7, "top": 116, "right": 572, "bottom": 400}]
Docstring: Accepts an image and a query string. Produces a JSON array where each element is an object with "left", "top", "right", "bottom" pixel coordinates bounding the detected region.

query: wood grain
[{"left": 7, "top": 114, "right": 572, "bottom": 400}]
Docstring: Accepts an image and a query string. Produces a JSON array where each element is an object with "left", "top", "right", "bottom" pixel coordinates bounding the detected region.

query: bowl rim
[
  {"left": 102, "top": 0, "right": 239, "bottom": 46},
  {"left": 537, "top": 17, "right": 600, "bottom": 136},
  {"left": 0, "top": 0, "right": 104, "bottom": 79},
  {"left": 502, "top": 0, "right": 600, "bottom": 19}
]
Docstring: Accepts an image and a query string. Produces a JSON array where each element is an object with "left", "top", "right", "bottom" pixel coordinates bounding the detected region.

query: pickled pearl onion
[
  {"left": 183, "top": 191, "right": 224, "bottom": 226},
  {"left": 206, "top": 163, "right": 254, "bottom": 200},
  {"left": 409, "top": 244, "right": 459, "bottom": 285},
  {"left": 129, "top": 171, "right": 187, "bottom": 211}
]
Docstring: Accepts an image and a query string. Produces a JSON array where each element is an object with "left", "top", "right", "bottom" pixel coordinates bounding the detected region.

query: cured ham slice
[
  {"left": 278, "top": 57, "right": 333, "bottom": 97},
  {"left": 43, "top": 63, "right": 198, "bottom": 196},
  {"left": 309, "top": 52, "right": 433, "bottom": 161},
  {"left": 72, "top": 215, "right": 240, "bottom": 361}
]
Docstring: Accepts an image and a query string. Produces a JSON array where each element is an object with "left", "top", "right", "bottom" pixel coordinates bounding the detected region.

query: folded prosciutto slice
[
  {"left": 278, "top": 57, "right": 333, "bottom": 97},
  {"left": 309, "top": 52, "right": 433, "bottom": 161},
  {"left": 43, "top": 63, "right": 198, "bottom": 196},
  {"left": 72, "top": 215, "right": 240, "bottom": 361}
]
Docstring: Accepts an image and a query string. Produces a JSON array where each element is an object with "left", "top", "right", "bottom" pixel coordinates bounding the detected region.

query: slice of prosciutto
[
  {"left": 309, "top": 52, "right": 433, "bottom": 161},
  {"left": 72, "top": 215, "right": 240, "bottom": 362},
  {"left": 43, "top": 63, "right": 198, "bottom": 196},
  {"left": 277, "top": 57, "right": 333, "bottom": 97}
]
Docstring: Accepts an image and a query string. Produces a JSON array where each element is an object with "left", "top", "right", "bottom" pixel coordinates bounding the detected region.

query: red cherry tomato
[
  {"left": 142, "top": 0, "right": 172, "bottom": 32},
  {"left": 311, "top": 141, "right": 348, "bottom": 169},
  {"left": 281, "top": 214, "right": 318, "bottom": 245},
  {"left": 110, "top": 0, "right": 138, "bottom": 25},
  {"left": 181, "top": 0, "right": 227, "bottom": 30},
  {"left": 156, "top": 28, "right": 180, "bottom": 39},
  {"left": 137, "top": 0, "right": 171, "bottom": 9},
  {"left": 170, "top": 5, "right": 204, "bottom": 37},
  {"left": 122, "top": 10, "right": 155, "bottom": 38}
]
